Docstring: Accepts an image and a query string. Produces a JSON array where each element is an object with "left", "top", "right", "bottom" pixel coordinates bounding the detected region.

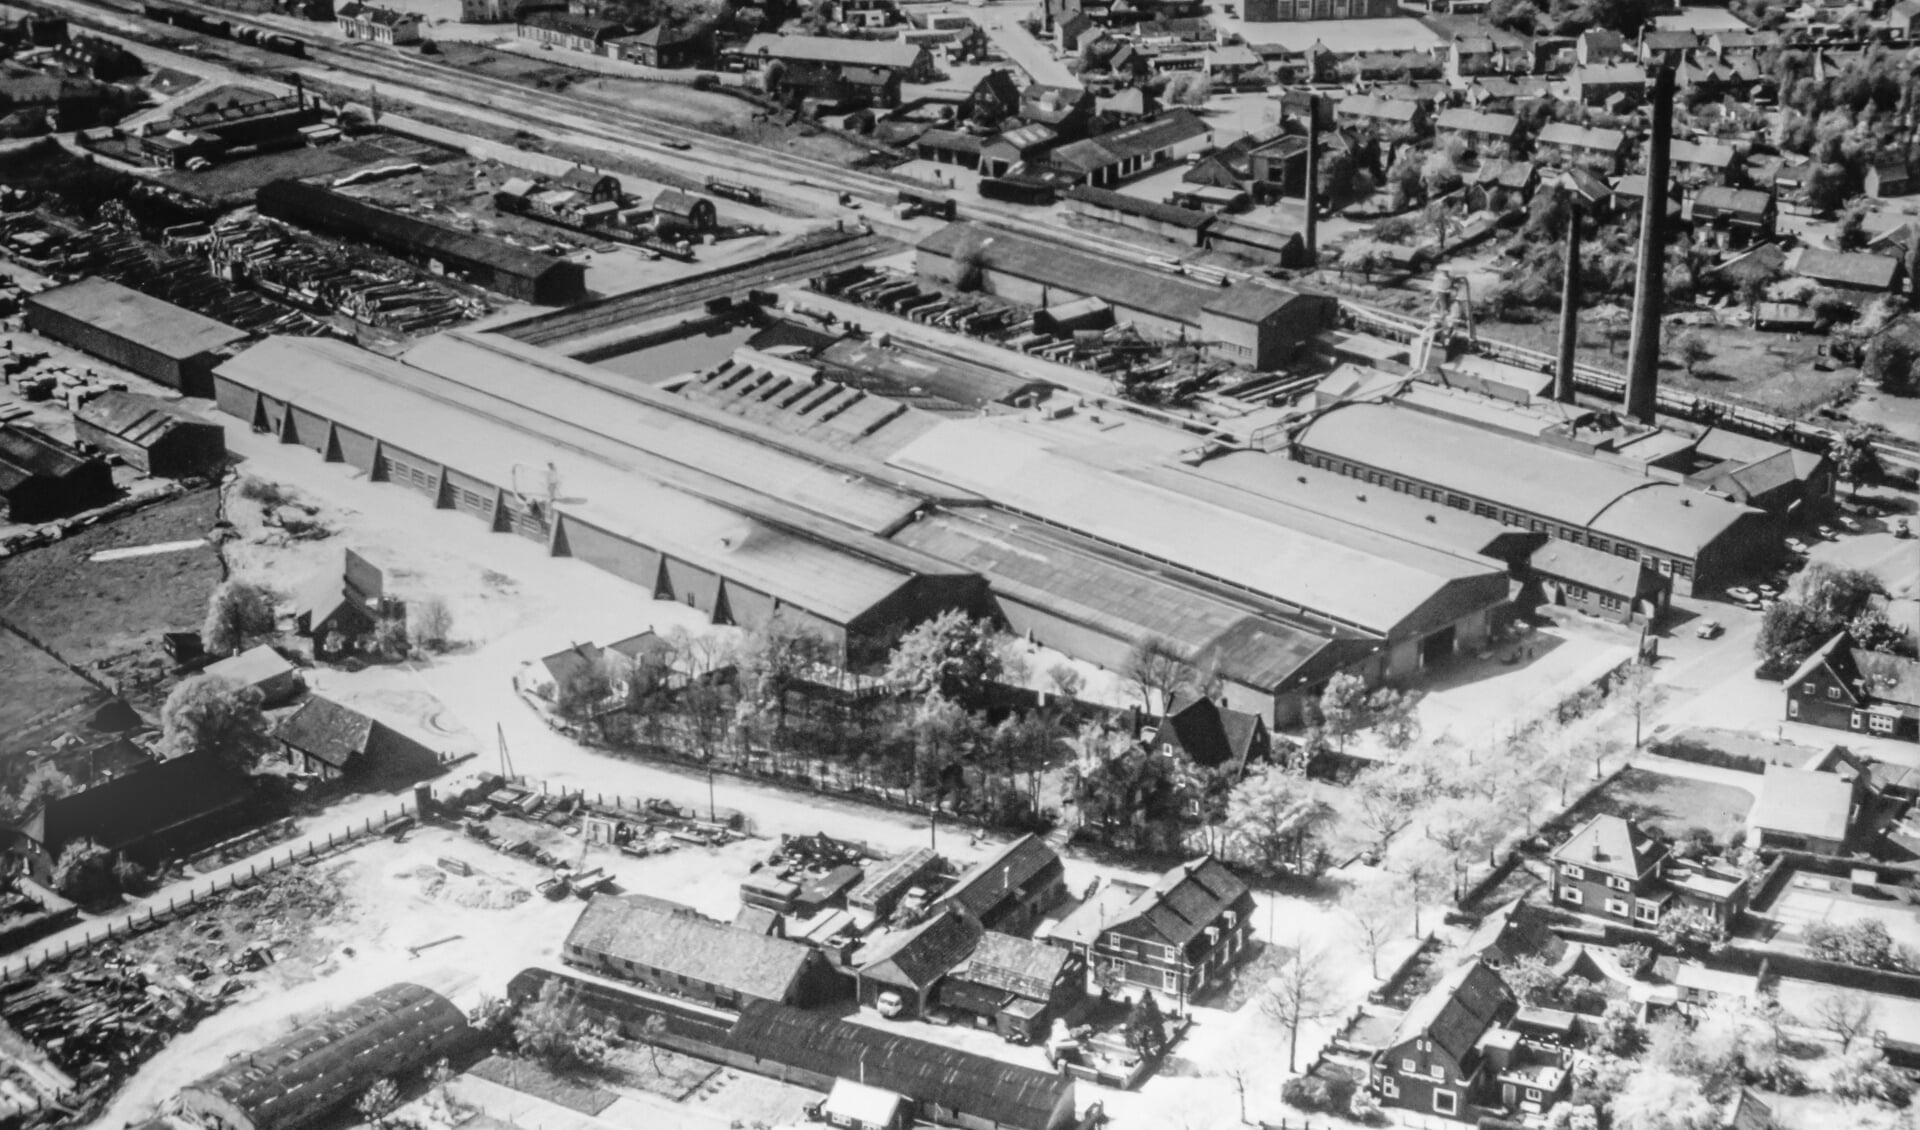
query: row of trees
[{"left": 1756, "top": 561, "right": 1907, "bottom": 678}]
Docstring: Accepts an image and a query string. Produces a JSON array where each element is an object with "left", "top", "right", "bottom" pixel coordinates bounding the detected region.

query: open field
[
  {"left": 160, "top": 134, "right": 446, "bottom": 203},
  {"left": 1477, "top": 315, "right": 1856, "bottom": 418},
  {"left": 0, "top": 489, "right": 222, "bottom": 715},
  {"left": 0, "top": 631, "right": 115, "bottom": 762},
  {"left": 1558, "top": 766, "right": 1756, "bottom": 844},
  {"left": 569, "top": 78, "right": 874, "bottom": 165}
]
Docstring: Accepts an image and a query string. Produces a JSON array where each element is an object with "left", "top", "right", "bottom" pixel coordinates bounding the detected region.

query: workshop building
[
  {"left": 175, "top": 984, "right": 474, "bottom": 1130},
  {"left": 564, "top": 893, "right": 836, "bottom": 1008},
  {"left": 257, "top": 180, "right": 587, "bottom": 305},
  {"left": 74, "top": 391, "right": 226, "bottom": 477},
  {"left": 25, "top": 278, "right": 250, "bottom": 397},
  {"left": 0, "top": 423, "right": 116, "bottom": 523}
]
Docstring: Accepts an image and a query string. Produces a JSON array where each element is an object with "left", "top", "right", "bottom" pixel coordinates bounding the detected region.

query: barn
[
  {"left": 174, "top": 984, "right": 474, "bottom": 1130},
  {"left": 0, "top": 422, "right": 116, "bottom": 522},
  {"left": 211, "top": 336, "right": 987, "bottom": 667},
  {"left": 25, "top": 278, "right": 250, "bottom": 396},
  {"left": 256, "top": 180, "right": 587, "bottom": 305},
  {"left": 74, "top": 391, "right": 226, "bottom": 477}
]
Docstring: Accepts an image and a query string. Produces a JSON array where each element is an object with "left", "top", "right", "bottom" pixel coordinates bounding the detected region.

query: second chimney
[
  {"left": 1555, "top": 190, "right": 1581, "bottom": 404},
  {"left": 1305, "top": 95, "right": 1322, "bottom": 264},
  {"left": 1624, "top": 65, "right": 1676, "bottom": 425}
]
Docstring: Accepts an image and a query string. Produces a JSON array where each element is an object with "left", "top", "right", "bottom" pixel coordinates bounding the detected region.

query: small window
[
  {"left": 1527, "top": 1088, "right": 1542, "bottom": 1102},
  {"left": 1430, "top": 1063, "right": 1443, "bottom": 1081},
  {"left": 1608, "top": 875, "right": 1630, "bottom": 891},
  {"left": 1560, "top": 886, "right": 1583, "bottom": 904},
  {"left": 1605, "top": 898, "right": 1629, "bottom": 916},
  {"left": 1635, "top": 903, "right": 1660, "bottom": 924},
  {"left": 1871, "top": 715, "right": 1895, "bottom": 735},
  {"left": 1383, "top": 1076, "right": 1399, "bottom": 1099},
  {"left": 1402, "top": 1058, "right": 1418, "bottom": 1073},
  {"left": 1433, "top": 1090, "right": 1458, "bottom": 1116},
  {"left": 1560, "top": 863, "right": 1584, "bottom": 879},
  {"left": 1851, "top": 712, "right": 1864, "bottom": 731},
  {"left": 1802, "top": 682, "right": 1815, "bottom": 695},
  {"left": 1789, "top": 700, "right": 1800, "bottom": 719},
  {"left": 1829, "top": 687, "right": 1841, "bottom": 700},
  {"left": 1162, "top": 968, "right": 1178, "bottom": 992}
]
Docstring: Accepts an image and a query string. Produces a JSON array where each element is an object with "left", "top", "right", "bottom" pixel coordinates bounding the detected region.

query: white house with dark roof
[{"left": 1747, "top": 764, "right": 1863, "bottom": 854}]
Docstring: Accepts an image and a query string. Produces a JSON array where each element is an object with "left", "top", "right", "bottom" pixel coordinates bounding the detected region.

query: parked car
[
  {"left": 1786, "top": 537, "right": 1810, "bottom": 554},
  {"left": 1726, "top": 586, "right": 1758, "bottom": 603},
  {"left": 1817, "top": 524, "right": 1837, "bottom": 539},
  {"left": 1757, "top": 583, "right": 1778, "bottom": 597},
  {"left": 1695, "top": 620, "right": 1724, "bottom": 639},
  {"left": 1838, "top": 516, "right": 1862, "bottom": 532},
  {"left": 1898, "top": 520, "right": 1913, "bottom": 539}
]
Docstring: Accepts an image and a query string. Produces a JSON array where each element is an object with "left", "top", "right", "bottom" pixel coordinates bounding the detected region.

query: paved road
[{"left": 980, "top": 17, "right": 1077, "bottom": 86}]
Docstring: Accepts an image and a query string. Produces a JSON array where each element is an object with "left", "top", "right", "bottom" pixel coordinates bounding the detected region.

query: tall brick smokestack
[
  {"left": 1624, "top": 64, "right": 1676, "bottom": 425},
  {"left": 1305, "top": 95, "right": 1321, "bottom": 263},
  {"left": 1555, "top": 192, "right": 1580, "bottom": 404}
]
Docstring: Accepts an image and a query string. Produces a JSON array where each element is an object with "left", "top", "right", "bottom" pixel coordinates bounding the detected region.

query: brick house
[
  {"left": 936, "top": 931, "right": 1088, "bottom": 1041},
  {"left": 1049, "top": 856, "right": 1253, "bottom": 1001},
  {"left": 1370, "top": 960, "right": 1516, "bottom": 1120},
  {"left": 1550, "top": 814, "right": 1669, "bottom": 927},
  {"left": 1154, "top": 694, "right": 1272, "bottom": 778},
  {"left": 1785, "top": 631, "right": 1920, "bottom": 743},
  {"left": 934, "top": 834, "right": 1067, "bottom": 936}
]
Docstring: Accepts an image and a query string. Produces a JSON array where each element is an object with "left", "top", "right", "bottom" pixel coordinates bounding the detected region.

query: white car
[
  {"left": 1726, "top": 586, "right": 1758, "bottom": 603},
  {"left": 1786, "top": 537, "right": 1810, "bottom": 554},
  {"left": 1818, "top": 524, "right": 1837, "bottom": 539},
  {"left": 1838, "top": 516, "right": 1862, "bottom": 532}
]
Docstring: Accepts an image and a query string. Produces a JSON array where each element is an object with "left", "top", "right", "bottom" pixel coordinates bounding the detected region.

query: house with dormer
[
  {"left": 1786, "top": 630, "right": 1920, "bottom": 743},
  {"left": 1047, "top": 855, "right": 1253, "bottom": 1000},
  {"left": 1370, "top": 960, "right": 1516, "bottom": 1120}
]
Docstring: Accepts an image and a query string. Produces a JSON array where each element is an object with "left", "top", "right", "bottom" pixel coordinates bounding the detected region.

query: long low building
[
  {"left": 915, "top": 222, "right": 1336, "bottom": 371},
  {"left": 1291, "top": 401, "right": 1777, "bottom": 595},
  {"left": 256, "top": 180, "right": 586, "bottom": 305},
  {"left": 0, "top": 422, "right": 115, "bottom": 522},
  {"left": 74, "top": 391, "right": 225, "bottom": 477},
  {"left": 25, "top": 277, "right": 249, "bottom": 397},
  {"left": 211, "top": 337, "right": 987, "bottom": 665}
]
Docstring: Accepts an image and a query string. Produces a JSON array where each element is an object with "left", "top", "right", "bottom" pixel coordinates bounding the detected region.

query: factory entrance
[{"left": 1419, "top": 626, "right": 1456, "bottom": 669}]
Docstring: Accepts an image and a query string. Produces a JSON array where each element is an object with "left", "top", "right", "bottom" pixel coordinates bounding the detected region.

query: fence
[
  {"left": 0, "top": 800, "right": 415, "bottom": 984},
  {"left": 506, "top": 776, "right": 754, "bottom": 837}
]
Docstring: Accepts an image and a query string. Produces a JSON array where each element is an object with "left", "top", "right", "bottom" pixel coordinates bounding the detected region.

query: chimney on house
[
  {"left": 1304, "top": 95, "right": 1322, "bottom": 263},
  {"left": 1555, "top": 190, "right": 1581, "bottom": 404},
  {"left": 1624, "top": 64, "right": 1676, "bottom": 425}
]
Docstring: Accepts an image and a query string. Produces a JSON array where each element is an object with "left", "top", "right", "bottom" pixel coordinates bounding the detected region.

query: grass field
[
  {"left": 1560, "top": 766, "right": 1756, "bottom": 845},
  {"left": 0, "top": 630, "right": 114, "bottom": 761},
  {"left": 0, "top": 489, "right": 223, "bottom": 714}
]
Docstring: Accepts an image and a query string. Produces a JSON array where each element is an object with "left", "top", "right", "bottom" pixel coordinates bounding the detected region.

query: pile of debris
[
  {"left": 0, "top": 954, "right": 209, "bottom": 1089},
  {"left": 203, "top": 215, "right": 487, "bottom": 334}
]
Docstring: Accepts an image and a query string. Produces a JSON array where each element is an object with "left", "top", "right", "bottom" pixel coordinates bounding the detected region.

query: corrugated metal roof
[
  {"left": 1294, "top": 402, "right": 1760, "bottom": 558},
  {"left": 567, "top": 894, "right": 817, "bottom": 1001},
  {"left": 216, "top": 338, "right": 959, "bottom": 624},
  {"left": 258, "top": 180, "right": 572, "bottom": 284},
  {"left": 28, "top": 278, "right": 248, "bottom": 362},
  {"left": 75, "top": 391, "right": 212, "bottom": 447},
  {"left": 888, "top": 418, "right": 1502, "bottom": 635},
  {"left": 858, "top": 905, "right": 983, "bottom": 989},
  {"left": 918, "top": 222, "right": 1223, "bottom": 326}
]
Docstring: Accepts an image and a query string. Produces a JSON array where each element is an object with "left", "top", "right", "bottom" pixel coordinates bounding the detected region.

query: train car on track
[
  {"left": 704, "top": 178, "right": 762, "bottom": 207},
  {"left": 978, "top": 176, "right": 1056, "bottom": 206},
  {"left": 262, "top": 32, "right": 306, "bottom": 56}
]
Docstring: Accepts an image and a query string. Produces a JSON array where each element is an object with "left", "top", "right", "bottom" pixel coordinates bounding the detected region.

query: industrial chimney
[
  {"left": 1304, "top": 95, "right": 1322, "bottom": 263},
  {"left": 1624, "top": 64, "right": 1676, "bottom": 425},
  {"left": 1554, "top": 190, "right": 1580, "bottom": 404}
]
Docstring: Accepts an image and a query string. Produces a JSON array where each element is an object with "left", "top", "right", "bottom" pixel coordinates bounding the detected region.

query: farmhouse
[{"left": 13, "top": 752, "right": 255, "bottom": 883}]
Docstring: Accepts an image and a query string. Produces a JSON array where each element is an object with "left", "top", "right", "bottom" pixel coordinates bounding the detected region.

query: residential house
[
  {"left": 1462, "top": 158, "right": 1538, "bottom": 211},
  {"left": 1528, "top": 539, "right": 1670, "bottom": 624},
  {"left": 829, "top": 0, "right": 896, "bottom": 27},
  {"left": 1050, "top": 856, "right": 1253, "bottom": 1000},
  {"left": 1567, "top": 63, "right": 1644, "bottom": 105},
  {"left": 1533, "top": 121, "right": 1627, "bottom": 174},
  {"left": 563, "top": 893, "right": 836, "bottom": 1007},
  {"left": 963, "top": 68, "right": 1022, "bottom": 126},
  {"left": 518, "top": 11, "right": 624, "bottom": 52},
  {"left": 1204, "top": 43, "right": 1263, "bottom": 87},
  {"left": 1153, "top": 694, "right": 1271, "bottom": 778},
  {"left": 11, "top": 752, "right": 255, "bottom": 883},
  {"left": 1893, "top": 0, "right": 1920, "bottom": 37},
  {"left": 937, "top": 931, "right": 1087, "bottom": 1041},
  {"left": 1049, "top": 110, "right": 1212, "bottom": 188},
  {"left": 1668, "top": 138, "right": 1739, "bottom": 190},
  {"left": 275, "top": 696, "right": 439, "bottom": 784},
  {"left": 293, "top": 548, "right": 384, "bottom": 653},
  {"left": 1434, "top": 107, "right": 1521, "bottom": 158},
  {"left": 1445, "top": 35, "right": 1499, "bottom": 84},
  {"left": 616, "top": 23, "right": 708, "bottom": 67},
  {"left": 1333, "top": 93, "right": 1428, "bottom": 138},
  {"left": 201, "top": 644, "right": 300, "bottom": 708},
  {"left": 335, "top": 3, "right": 421, "bottom": 44},
  {"left": 519, "top": 642, "right": 607, "bottom": 704},
  {"left": 1458, "top": 897, "right": 1569, "bottom": 971},
  {"left": 934, "top": 833, "right": 1066, "bottom": 935},
  {"left": 1868, "top": 161, "right": 1913, "bottom": 199},
  {"left": 1706, "top": 30, "right": 1779, "bottom": 58},
  {"left": 1687, "top": 186, "right": 1774, "bottom": 248},
  {"left": 856, "top": 905, "right": 984, "bottom": 1017},
  {"left": 1747, "top": 762, "right": 1864, "bottom": 854},
  {"left": 1055, "top": 11, "right": 1095, "bottom": 52},
  {"left": 1551, "top": 813, "right": 1670, "bottom": 927},
  {"left": 1788, "top": 246, "right": 1903, "bottom": 297},
  {"left": 1370, "top": 960, "right": 1517, "bottom": 1121},
  {"left": 605, "top": 629, "right": 676, "bottom": 692},
  {"left": 1574, "top": 28, "right": 1623, "bottom": 64},
  {"left": 1019, "top": 83, "right": 1094, "bottom": 141},
  {"left": 1638, "top": 29, "right": 1699, "bottom": 64},
  {"left": 1785, "top": 630, "right": 1920, "bottom": 744}
]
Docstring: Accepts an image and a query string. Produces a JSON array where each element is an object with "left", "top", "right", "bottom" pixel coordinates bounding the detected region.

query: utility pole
[{"left": 496, "top": 722, "right": 514, "bottom": 779}]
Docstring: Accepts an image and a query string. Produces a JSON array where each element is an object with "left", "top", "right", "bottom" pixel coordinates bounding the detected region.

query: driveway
[{"left": 980, "top": 17, "right": 1076, "bottom": 86}]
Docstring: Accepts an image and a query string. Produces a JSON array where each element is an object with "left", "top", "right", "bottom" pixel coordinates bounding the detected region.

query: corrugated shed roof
[
  {"left": 74, "top": 391, "right": 215, "bottom": 446},
  {"left": 938, "top": 833, "right": 1061, "bottom": 920},
  {"left": 567, "top": 894, "right": 817, "bottom": 1000},
  {"left": 858, "top": 905, "right": 983, "bottom": 989},
  {"left": 179, "top": 983, "right": 471, "bottom": 1130},
  {"left": 215, "top": 338, "right": 946, "bottom": 625},
  {"left": 1790, "top": 247, "right": 1901, "bottom": 290},
  {"left": 258, "top": 180, "right": 572, "bottom": 284},
  {"left": 1293, "top": 402, "right": 1760, "bottom": 558},
  {"left": 725, "top": 998, "right": 1073, "bottom": 1130}
]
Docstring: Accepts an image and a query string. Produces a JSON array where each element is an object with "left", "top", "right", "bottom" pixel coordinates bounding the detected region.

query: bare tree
[
  {"left": 1261, "top": 942, "right": 1338, "bottom": 1073},
  {"left": 1346, "top": 879, "right": 1407, "bottom": 979},
  {"left": 1616, "top": 662, "right": 1662, "bottom": 749},
  {"left": 411, "top": 596, "right": 454, "bottom": 652},
  {"left": 1813, "top": 990, "right": 1877, "bottom": 1052},
  {"left": 1126, "top": 636, "right": 1195, "bottom": 714},
  {"left": 1351, "top": 763, "right": 1422, "bottom": 855}
]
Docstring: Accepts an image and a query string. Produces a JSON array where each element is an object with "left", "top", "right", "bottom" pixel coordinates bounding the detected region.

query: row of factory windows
[{"left": 1303, "top": 455, "right": 1694, "bottom": 580}]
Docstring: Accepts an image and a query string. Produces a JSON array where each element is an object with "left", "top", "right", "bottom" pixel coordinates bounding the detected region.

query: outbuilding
[
  {"left": 0, "top": 422, "right": 115, "bottom": 522},
  {"left": 275, "top": 696, "right": 439, "bottom": 784},
  {"left": 653, "top": 189, "right": 717, "bottom": 233},
  {"left": 201, "top": 644, "right": 301, "bottom": 707},
  {"left": 563, "top": 892, "right": 837, "bottom": 1008},
  {"left": 73, "top": 391, "right": 225, "bottom": 477},
  {"left": 25, "top": 278, "right": 249, "bottom": 397},
  {"left": 175, "top": 984, "right": 474, "bottom": 1130}
]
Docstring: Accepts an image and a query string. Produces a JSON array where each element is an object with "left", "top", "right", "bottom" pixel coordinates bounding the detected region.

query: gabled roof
[
  {"left": 1725, "top": 1089, "right": 1774, "bottom": 1130},
  {"left": 567, "top": 893, "right": 818, "bottom": 1000},
  {"left": 1536, "top": 120, "right": 1627, "bottom": 152},
  {"left": 26, "top": 751, "right": 252, "bottom": 859},
  {"left": 1749, "top": 765, "right": 1855, "bottom": 842},
  {"left": 858, "top": 905, "right": 983, "bottom": 990},
  {"left": 1670, "top": 138, "right": 1737, "bottom": 169},
  {"left": 742, "top": 32, "right": 924, "bottom": 70},
  {"left": 1790, "top": 246, "right": 1900, "bottom": 290},
  {"left": 938, "top": 833, "right": 1062, "bottom": 920},
  {"left": 1051, "top": 110, "right": 1210, "bottom": 173},
  {"left": 202, "top": 643, "right": 294, "bottom": 689},
  {"left": 538, "top": 643, "right": 605, "bottom": 687},
  {"left": 1388, "top": 959, "right": 1513, "bottom": 1064},
  {"left": 607, "top": 630, "right": 674, "bottom": 665},
  {"left": 1334, "top": 94, "right": 1423, "bottom": 123},
  {"left": 1159, "top": 694, "right": 1264, "bottom": 770},
  {"left": 1435, "top": 107, "right": 1521, "bottom": 138},
  {"left": 74, "top": 392, "right": 215, "bottom": 446},
  {"left": 1106, "top": 855, "right": 1249, "bottom": 946},
  {"left": 1063, "top": 184, "right": 1211, "bottom": 229},
  {"left": 1552, "top": 813, "right": 1666, "bottom": 878},
  {"left": 1691, "top": 185, "right": 1771, "bottom": 221},
  {"left": 275, "top": 696, "right": 375, "bottom": 769},
  {"left": 1853, "top": 648, "right": 1920, "bottom": 709},
  {"left": 0, "top": 423, "right": 96, "bottom": 487},
  {"left": 1459, "top": 897, "right": 1568, "bottom": 968},
  {"left": 955, "top": 931, "right": 1071, "bottom": 1001},
  {"left": 1530, "top": 538, "right": 1650, "bottom": 597}
]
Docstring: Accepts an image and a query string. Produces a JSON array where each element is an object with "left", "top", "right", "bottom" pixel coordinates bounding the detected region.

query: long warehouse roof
[
  {"left": 1294, "top": 401, "right": 1761, "bottom": 555},
  {"left": 403, "top": 332, "right": 951, "bottom": 534},
  {"left": 216, "top": 337, "right": 960, "bottom": 624},
  {"left": 886, "top": 419, "right": 1503, "bottom": 636},
  {"left": 917, "top": 222, "right": 1229, "bottom": 327},
  {"left": 28, "top": 277, "right": 250, "bottom": 361}
]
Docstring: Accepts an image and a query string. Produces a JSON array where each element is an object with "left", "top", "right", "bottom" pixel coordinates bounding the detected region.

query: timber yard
[{"left": 1, "top": 1, "right": 1920, "bottom": 1130}]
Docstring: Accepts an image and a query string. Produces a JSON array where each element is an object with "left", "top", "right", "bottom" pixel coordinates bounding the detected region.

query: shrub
[
  {"left": 691, "top": 72, "right": 718, "bottom": 90},
  {"left": 1753, "top": 1058, "right": 1808, "bottom": 1095},
  {"left": 236, "top": 477, "right": 292, "bottom": 507}
]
